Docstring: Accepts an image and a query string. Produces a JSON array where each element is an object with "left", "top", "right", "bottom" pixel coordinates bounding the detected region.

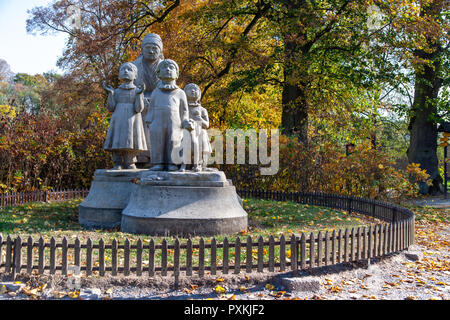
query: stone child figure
[
  {"left": 132, "top": 33, "right": 165, "bottom": 168},
  {"left": 181, "top": 83, "right": 212, "bottom": 172},
  {"left": 145, "top": 59, "right": 191, "bottom": 171},
  {"left": 103, "top": 62, "right": 147, "bottom": 170}
]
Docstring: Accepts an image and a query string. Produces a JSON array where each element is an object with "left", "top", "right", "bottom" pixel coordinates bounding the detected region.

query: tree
[
  {"left": 371, "top": 0, "right": 449, "bottom": 194},
  {"left": 0, "top": 59, "right": 13, "bottom": 82}
]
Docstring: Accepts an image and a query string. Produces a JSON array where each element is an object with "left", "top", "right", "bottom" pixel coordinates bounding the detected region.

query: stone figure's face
[
  {"left": 158, "top": 62, "right": 178, "bottom": 81},
  {"left": 119, "top": 64, "right": 137, "bottom": 81},
  {"left": 186, "top": 85, "right": 201, "bottom": 102},
  {"left": 142, "top": 43, "right": 161, "bottom": 61}
]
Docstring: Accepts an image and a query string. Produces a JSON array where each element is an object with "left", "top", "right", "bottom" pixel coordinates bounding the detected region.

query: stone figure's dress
[
  {"left": 131, "top": 55, "right": 163, "bottom": 164},
  {"left": 189, "top": 103, "right": 212, "bottom": 154},
  {"left": 104, "top": 84, "right": 147, "bottom": 152},
  {"left": 146, "top": 83, "right": 189, "bottom": 165}
]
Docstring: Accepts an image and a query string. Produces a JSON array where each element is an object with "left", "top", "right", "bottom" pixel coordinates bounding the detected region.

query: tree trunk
[
  {"left": 281, "top": 32, "right": 309, "bottom": 144},
  {"left": 281, "top": 80, "right": 309, "bottom": 144},
  {"left": 407, "top": 48, "right": 443, "bottom": 194}
]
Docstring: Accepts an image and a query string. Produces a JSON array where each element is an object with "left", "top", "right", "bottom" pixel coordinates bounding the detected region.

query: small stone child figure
[
  {"left": 180, "top": 83, "right": 212, "bottom": 172},
  {"left": 103, "top": 62, "right": 148, "bottom": 170}
]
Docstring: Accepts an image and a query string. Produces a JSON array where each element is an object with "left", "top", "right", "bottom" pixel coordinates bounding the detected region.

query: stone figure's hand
[
  {"left": 102, "top": 81, "right": 114, "bottom": 94},
  {"left": 136, "top": 84, "right": 146, "bottom": 95},
  {"left": 181, "top": 119, "right": 194, "bottom": 131}
]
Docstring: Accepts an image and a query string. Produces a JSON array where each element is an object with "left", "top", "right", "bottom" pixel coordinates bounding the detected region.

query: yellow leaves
[
  {"left": 0, "top": 104, "right": 16, "bottom": 119},
  {"left": 216, "top": 277, "right": 225, "bottom": 283},
  {"left": 239, "top": 285, "right": 247, "bottom": 292},
  {"left": 265, "top": 283, "right": 274, "bottom": 290},
  {"left": 269, "top": 290, "right": 286, "bottom": 298},
  {"left": 68, "top": 290, "right": 80, "bottom": 299},
  {"left": 329, "top": 286, "right": 342, "bottom": 293},
  {"left": 286, "top": 249, "right": 291, "bottom": 258},
  {"left": 214, "top": 285, "right": 226, "bottom": 294},
  {"left": 22, "top": 283, "right": 47, "bottom": 298}
]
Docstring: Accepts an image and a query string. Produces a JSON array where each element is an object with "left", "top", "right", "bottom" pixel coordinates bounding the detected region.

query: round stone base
[
  {"left": 78, "top": 169, "right": 146, "bottom": 229},
  {"left": 121, "top": 171, "right": 248, "bottom": 236},
  {"left": 121, "top": 215, "right": 248, "bottom": 237}
]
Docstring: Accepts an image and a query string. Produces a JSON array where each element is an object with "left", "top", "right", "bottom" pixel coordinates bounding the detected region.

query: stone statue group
[{"left": 102, "top": 33, "right": 212, "bottom": 172}]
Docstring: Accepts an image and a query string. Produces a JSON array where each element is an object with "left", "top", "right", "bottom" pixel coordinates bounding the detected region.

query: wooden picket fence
[
  {"left": 0, "top": 189, "right": 415, "bottom": 280},
  {"left": 0, "top": 189, "right": 89, "bottom": 208}
]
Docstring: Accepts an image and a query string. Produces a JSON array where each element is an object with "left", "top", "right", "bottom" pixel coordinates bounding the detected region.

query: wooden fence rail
[
  {"left": 0, "top": 189, "right": 90, "bottom": 208},
  {"left": 0, "top": 189, "right": 415, "bottom": 279}
]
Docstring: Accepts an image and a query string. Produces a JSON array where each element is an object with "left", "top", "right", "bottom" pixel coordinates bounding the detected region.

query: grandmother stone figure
[{"left": 131, "top": 33, "right": 164, "bottom": 168}]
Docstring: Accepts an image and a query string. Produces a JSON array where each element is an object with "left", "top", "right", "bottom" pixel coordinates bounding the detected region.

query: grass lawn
[
  {"left": 0, "top": 198, "right": 381, "bottom": 243},
  {"left": 0, "top": 197, "right": 398, "bottom": 271}
]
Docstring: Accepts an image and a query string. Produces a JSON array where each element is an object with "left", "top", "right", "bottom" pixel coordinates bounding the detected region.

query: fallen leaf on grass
[
  {"left": 265, "top": 283, "right": 274, "bottom": 290},
  {"left": 215, "top": 286, "right": 226, "bottom": 294},
  {"left": 68, "top": 290, "right": 80, "bottom": 299}
]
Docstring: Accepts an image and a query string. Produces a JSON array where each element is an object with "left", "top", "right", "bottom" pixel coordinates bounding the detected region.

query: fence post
[
  {"left": 392, "top": 207, "right": 398, "bottom": 223},
  {"left": 99, "top": 239, "right": 105, "bottom": 277},
  {"left": 198, "top": 238, "right": 205, "bottom": 277},
  {"left": 38, "top": 236, "right": 45, "bottom": 275},
  {"left": 234, "top": 237, "right": 241, "bottom": 274},
  {"left": 309, "top": 232, "right": 315, "bottom": 269},
  {"left": 13, "top": 236, "right": 22, "bottom": 279},
  {"left": 123, "top": 238, "right": 130, "bottom": 276},
  {"left": 347, "top": 197, "right": 352, "bottom": 214},
  {"left": 279, "top": 234, "right": 286, "bottom": 271},
  {"left": 149, "top": 239, "right": 155, "bottom": 277},
  {"left": 300, "top": 233, "right": 306, "bottom": 270},
  {"left": 211, "top": 238, "right": 217, "bottom": 276},
  {"left": 174, "top": 238, "right": 180, "bottom": 289},
  {"left": 111, "top": 239, "right": 118, "bottom": 276},
  {"left": 136, "top": 238, "right": 142, "bottom": 277},
  {"left": 269, "top": 235, "right": 275, "bottom": 272},
  {"left": 317, "top": 232, "right": 322, "bottom": 268},
  {"left": 0, "top": 233, "right": 3, "bottom": 272},
  {"left": 257, "top": 236, "right": 264, "bottom": 273},
  {"left": 246, "top": 236, "right": 252, "bottom": 273},
  {"left": 324, "top": 231, "right": 329, "bottom": 266},
  {"left": 161, "top": 239, "right": 168, "bottom": 277},
  {"left": 331, "top": 230, "right": 336, "bottom": 265},
  {"left": 291, "top": 234, "right": 298, "bottom": 274},
  {"left": 62, "top": 237, "right": 68, "bottom": 276},
  {"left": 223, "top": 237, "right": 229, "bottom": 275}
]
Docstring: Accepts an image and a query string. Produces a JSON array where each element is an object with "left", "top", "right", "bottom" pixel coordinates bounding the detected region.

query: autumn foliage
[
  {"left": 0, "top": 107, "right": 111, "bottom": 193},
  {"left": 223, "top": 135, "right": 430, "bottom": 200}
]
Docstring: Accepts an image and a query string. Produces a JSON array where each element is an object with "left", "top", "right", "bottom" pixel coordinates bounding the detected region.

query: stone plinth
[
  {"left": 121, "top": 171, "right": 247, "bottom": 236},
  {"left": 79, "top": 169, "right": 146, "bottom": 229}
]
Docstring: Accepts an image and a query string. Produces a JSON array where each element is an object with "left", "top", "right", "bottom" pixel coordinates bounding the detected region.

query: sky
[{"left": 0, "top": 0, "right": 67, "bottom": 75}]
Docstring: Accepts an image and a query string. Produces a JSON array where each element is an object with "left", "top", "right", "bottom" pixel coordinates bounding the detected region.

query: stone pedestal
[
  {"left": 121, "top": 171, "right": 247, "bottom": 236},
  {"left": 79, "top": 169, "right": 146, "bottom": 229}
]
